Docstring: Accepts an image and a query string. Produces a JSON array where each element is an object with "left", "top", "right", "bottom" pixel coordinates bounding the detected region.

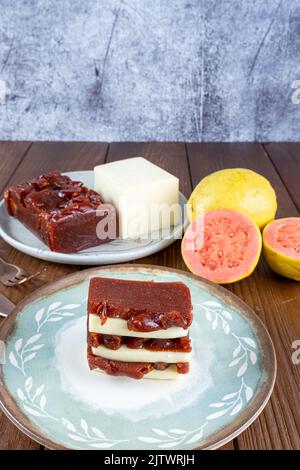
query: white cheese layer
[
  {"left": 89, "top": 314, "right": 188, "bottom": 339},
  {"left": 94, "top": 157, "right": 180, "bottom": 238},
  {"left": 91, "top": 345, "right": 190, "bottom": 363},
  {"left": 93, "top": 365, "right": 181, "bottom": 380}
]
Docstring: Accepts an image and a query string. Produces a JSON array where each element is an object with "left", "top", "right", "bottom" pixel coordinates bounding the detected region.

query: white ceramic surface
[{"left": 0, "top": 171, "right": 188, "bottom": 265}]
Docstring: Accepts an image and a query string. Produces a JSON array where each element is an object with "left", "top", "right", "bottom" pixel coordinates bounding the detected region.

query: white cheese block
[
  {"left": 93, "top": 365, "right": 181, "bottom": 380},
  {"left": 89, "top": 315, "right": 188, "bottom": 339},
  {"left": 94, "top": 157, "right": 180, "bottom": 238},
  {"left": 91, "top": 345, "right": 190, "bottom": 363}
]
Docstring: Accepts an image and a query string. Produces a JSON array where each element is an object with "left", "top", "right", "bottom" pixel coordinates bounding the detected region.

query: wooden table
[{"left": 1, "top": 141, "right": 300, "bottom": 450}]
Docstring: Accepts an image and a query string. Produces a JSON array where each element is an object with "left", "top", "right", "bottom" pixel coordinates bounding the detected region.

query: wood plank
[
  {"left": 107, "top": 142, "right": 191, "bottom": 197},
  {"left": 264, "top": 143, "right": 300, "bottom": 212},
  {"left": 186, "top": 143, "right": 300, "bottom": 449},
  {"left": 0, "top": 141, "right": 108, "bottom": 449},
  {"left": 219, "top": 442, "right": 236, "bottom": 451},
  {"left": 106, "top": 142, "right": 236, "bottom": 450},
  {"left": 0, "top": 141, "right": 109, "bottom": 196},
  {"left": 0, "top": 142, "right": 40, "bottom": 450},
  {"left": 0, "top": 417, "right": 42, "bottom": 450},
  {"left": 0, "top": 141, "right": 32, "bottom": 193}
]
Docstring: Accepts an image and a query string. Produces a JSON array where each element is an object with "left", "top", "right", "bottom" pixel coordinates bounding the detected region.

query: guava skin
[
  {"left": 188, "top": 168, "right": 277, "bottom": 230},
  {"left": 263, "top": 218, "right": 300, "bottom": 281}
]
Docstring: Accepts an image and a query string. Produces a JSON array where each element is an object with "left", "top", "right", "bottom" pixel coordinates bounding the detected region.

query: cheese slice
[
  {"left": 91, "top": 345, "right": 190, "bottom": 363},
  {"left": 93, "top": 365, "right": 181, "bottom": 380},
  {"left": 94, "top": 157, "right": 180, "bottom": 238},
  {"left": 89, "top": 314, "right": 188, "bottom": 339}
]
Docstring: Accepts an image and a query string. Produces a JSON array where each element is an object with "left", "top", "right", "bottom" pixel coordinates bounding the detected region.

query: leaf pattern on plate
[
  {"left": 9, "top": 301, "right": 80, "bottom": 376},
  {"left": 17, "top": 377, "right": 57, "bottom": 420},
  {"left": 230, "top": 333, "right": 258, "bottom": 377},
  {"left": 8, "top": 288, "right": 260, "bottom": 449},
  {"left": 61, "top": 418, "right": 128, "bottom": 449},
  {"left": 206, "top": 378, "right": 254, "bottom": 420},
  {"left": 9, "top": 334, "right": 43, "bottom": 376},
  {"left": 201, "top": 300, "right": 232, "bottom": 335},
  {"left": 138, "top": 423, "right": 208, "bottom": 448},
  {"left": 35, "top": 302, "right": 80, "bottom": 332},
  {"left": 199, "top": 300, "right": 258, "bottom": 378}
]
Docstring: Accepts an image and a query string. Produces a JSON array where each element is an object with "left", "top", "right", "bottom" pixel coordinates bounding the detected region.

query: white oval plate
[{"left": 0, "top": 171, "right": 188, "bottom": 265}]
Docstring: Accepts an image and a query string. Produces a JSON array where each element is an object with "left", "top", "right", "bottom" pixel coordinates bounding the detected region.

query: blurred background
[{"left": 0, "top": 0, "right": 299, "bottom": 142}]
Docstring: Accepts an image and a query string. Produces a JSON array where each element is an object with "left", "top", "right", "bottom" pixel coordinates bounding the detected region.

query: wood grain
[
  {"left": 0, "top": 141, "right": 32, "bottom": 191},
  {"left": 0, "top": 142, "right": 108, "bottom": 449},
  {"left": 1, "top": 141, "right": 300, "bottom": 450},
  {"left": 107, "top": 142, "right": 191, "bottom": 197},
  {"left": 186, "top": 142, "right": 300, "bottom": 449},
  {"left": 264, "top": 143, "right": 300, "bottom": 212},
  {"left": 0, "top": 143, "right": 41, "bottom": 450},
  {"left": 0, "top": 141, "right": 109, "bottom": 196}
]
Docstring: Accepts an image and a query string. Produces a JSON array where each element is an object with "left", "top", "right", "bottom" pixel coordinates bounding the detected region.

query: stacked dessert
[{"left": 87, "top": 277, "right": 193, "bottom": 379}]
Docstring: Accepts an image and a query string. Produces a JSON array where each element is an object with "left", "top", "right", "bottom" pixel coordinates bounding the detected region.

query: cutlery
[
  {"left": 0, "top": 256, "right": 40, "bottom": 287},
  {"left": 0, "top": 292, "right": 15, "bottom": 317}
]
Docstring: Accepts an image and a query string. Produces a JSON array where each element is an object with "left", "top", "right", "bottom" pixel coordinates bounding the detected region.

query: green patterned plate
[{"left": 0, "top": 265, "right": 276, "bottom": 450}]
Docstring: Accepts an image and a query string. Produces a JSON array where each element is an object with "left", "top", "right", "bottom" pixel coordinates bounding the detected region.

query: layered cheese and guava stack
[{"left": 87, "top": 277, "right": 193, "bottom": 379}]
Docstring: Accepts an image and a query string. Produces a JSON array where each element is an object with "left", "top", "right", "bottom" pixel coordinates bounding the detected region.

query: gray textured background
[{"left": 0, "top": 0, "right": 299, "bottom": 142}]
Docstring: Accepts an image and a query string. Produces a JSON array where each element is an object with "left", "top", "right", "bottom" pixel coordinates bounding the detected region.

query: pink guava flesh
[
  {"left": 182, "top": 209, "right": 261, "bottom": 283},
  {"left": 264, "top": 218, "right": 300, "bottom": 260}
]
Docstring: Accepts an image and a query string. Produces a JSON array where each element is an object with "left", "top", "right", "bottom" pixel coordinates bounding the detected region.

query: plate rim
[
  {"left": 0, "top": 264, "right": 277, "bottom": 450},
  {"left": 0, "top": 170, "right": 188, "bottom": 265}
]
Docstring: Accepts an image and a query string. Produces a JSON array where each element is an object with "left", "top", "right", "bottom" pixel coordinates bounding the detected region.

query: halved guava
[
  {"left": 182, "top": 209, "right": 262, "bottom": 284},
  {"left": 263, "top": 217, "right": 300, "bottom": 281}
]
